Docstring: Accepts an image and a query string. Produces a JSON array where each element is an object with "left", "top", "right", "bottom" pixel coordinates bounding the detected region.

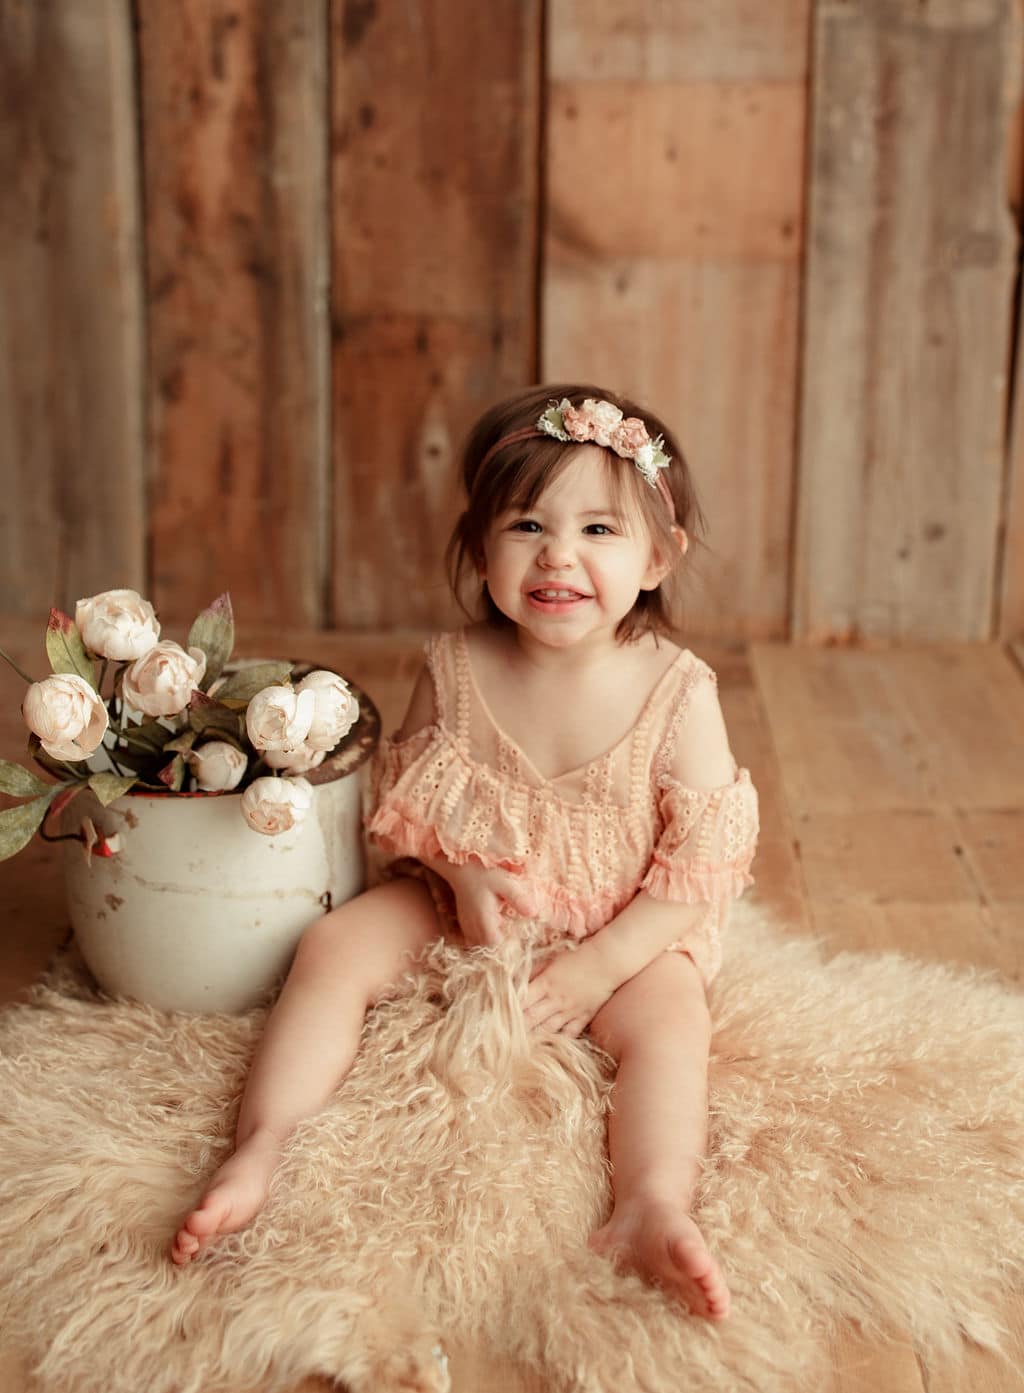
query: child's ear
[{"left": 640, "top": 527, "right": 687, "bottom": 590}]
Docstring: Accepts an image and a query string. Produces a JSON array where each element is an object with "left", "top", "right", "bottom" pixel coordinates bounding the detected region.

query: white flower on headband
[{"left": 536, "top": 397, "right": 671, "bottom": 487}]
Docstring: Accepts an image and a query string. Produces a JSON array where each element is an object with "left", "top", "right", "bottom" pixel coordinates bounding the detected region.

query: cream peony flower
[
  {"left": 122, "top": 641, "right": 207, "bottom": 719},
  {"left": 75, "top": 589, "right": 161, "bottom": 661},
  {"left": 22, "top": 674, "right": 109, "bottom": 761},
  {"left": 294, "top": 670, "right": 360, "bottom": 752},
  {"left": 264, "top": 744, "right": 327, "bottom": 774},
  {"left": 240, "top": 775, "right": 314, "bottom": 835},
  {"left": 245, "top": 685, "right": 317, "bottom": 754},
  {"left": 185, "top": 741, "right": 248, "bottom": 792},
  {"left": 583, "top": 398, "right": 624, "bottom": 447}
]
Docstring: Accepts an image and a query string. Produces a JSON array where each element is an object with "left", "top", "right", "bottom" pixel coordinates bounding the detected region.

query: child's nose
[{"left": 539, "top": 536, "right": 576, "bottom": 568}]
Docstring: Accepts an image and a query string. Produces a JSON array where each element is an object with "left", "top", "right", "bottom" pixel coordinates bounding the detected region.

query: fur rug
[{"left": 0, "top": 903, "right": 1022, "bottom": 1393}]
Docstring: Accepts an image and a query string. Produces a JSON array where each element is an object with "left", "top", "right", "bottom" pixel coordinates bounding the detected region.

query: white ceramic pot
[{"left": 58, "top": 663, "right": 380, "bottom": 1014}]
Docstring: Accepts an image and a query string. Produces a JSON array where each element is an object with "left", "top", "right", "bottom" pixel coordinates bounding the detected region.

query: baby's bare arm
[{"left": 585, "top": 892, "right": 711, "bottom": 990}]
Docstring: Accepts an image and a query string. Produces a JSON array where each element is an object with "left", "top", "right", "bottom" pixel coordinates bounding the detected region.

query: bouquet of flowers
[{"left": 0, "top": 590, "right": 360, "bottom": 864}]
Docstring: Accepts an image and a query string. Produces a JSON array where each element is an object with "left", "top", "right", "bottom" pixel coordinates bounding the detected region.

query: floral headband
[{"left": 478, "top": 397, "right": 676, "bottom": 519}]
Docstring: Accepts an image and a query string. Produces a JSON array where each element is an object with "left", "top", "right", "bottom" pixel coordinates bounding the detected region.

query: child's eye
[
  {"left": 585, "top": 523, "right": 614, "bottom": 536},
  {"left": 510, "top": 519, "right": 541, "bottom": 533}
]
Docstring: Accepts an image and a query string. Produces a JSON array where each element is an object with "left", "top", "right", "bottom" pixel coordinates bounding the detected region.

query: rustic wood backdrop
[{"left": 2, "top": 0, "right": 1022, "bottom": 642}]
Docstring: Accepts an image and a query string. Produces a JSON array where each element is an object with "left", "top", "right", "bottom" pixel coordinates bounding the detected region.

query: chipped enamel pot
[{"left": 59, "top": 661, "right": 380, "bottom": 1014}]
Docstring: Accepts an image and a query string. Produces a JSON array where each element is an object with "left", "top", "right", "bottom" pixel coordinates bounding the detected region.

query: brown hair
[{"left": 444, "top": 382, "right": 708, "bottom": 643}]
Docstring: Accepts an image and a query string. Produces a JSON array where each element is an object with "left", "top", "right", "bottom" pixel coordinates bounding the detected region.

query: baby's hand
[
  {"left": 448, "top": 860, "right": 539, "bottom": 948},
  {"left": 521, "top": 938, "right": 619, "bottom": 1037}
]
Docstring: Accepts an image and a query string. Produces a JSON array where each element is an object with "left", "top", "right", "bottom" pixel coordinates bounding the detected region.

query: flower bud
[
  {"left": 186, "top": 741, "right": 248, "bottom": 792},
  {"left": 240, "top": 776, "right": 314, "bottom": 835}
]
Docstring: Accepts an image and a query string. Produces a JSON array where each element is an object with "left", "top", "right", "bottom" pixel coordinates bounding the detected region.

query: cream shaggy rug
[{"left": 1, "top": 903, "right": 1022, "bottom": 1393}]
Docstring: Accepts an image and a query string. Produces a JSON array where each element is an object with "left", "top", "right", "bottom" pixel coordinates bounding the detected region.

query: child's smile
[{"left": 526, "top": 587, "right": 593, "bottom": 614}]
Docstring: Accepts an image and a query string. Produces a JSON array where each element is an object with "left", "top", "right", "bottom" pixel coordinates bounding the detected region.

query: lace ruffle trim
[
  {"left": 641, "top": 855, "right": 755, "bottom": 905},
  {"left": 365, "top": 801, "right": 525, "bottom": 875}
]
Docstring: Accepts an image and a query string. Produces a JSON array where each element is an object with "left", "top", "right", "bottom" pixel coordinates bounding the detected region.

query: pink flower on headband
[
  {"left": 561, "top": 398, "right": 624, "bottom": 448},
  {"left": 536, "top": 396, "right": 673, "bottom": 488},
  {"left": 560, "top": 402, "right": 595, "bottom": 443},
  {"left": 610, "top": 417, "right": 650, "bottom": 458}
]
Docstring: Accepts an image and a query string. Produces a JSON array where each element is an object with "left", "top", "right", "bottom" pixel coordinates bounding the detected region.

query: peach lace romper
[{"left": 363, "top": 628, "right": 759, "bottom": 990}]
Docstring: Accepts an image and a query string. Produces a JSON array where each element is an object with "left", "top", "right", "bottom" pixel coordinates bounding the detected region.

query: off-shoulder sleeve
[
  {"left": 363, "top": 726, "right": 528, "bottom": 875},
  {"left": 364, "top": 726, "right": 439, "bottom": 860},
  {"left": 640, "top": 764, "right": 759, "bottom": 905}
]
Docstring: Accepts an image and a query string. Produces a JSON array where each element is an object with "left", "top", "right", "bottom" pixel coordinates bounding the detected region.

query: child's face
[{"left": 479, "top": 446, "right": 680, "bottom": 649}]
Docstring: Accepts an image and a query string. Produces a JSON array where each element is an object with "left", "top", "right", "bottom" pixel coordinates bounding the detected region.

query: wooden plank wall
[
  {"left": 140, "top": 1, "right": 329, "bottom": 630},
  {"left": 1, "top": 0, "right": 1022, "bottom": 642},
  {"left": 795, "top": 0, "right": 1020, "bottom": 643},
  {"left": 0, "top": 0, "right": 145, "bottom": 617}
]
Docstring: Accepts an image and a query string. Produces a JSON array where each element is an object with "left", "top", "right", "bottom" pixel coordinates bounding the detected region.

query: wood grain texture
[
  {"left": 140, "top": 0, "right": 329, "bottom": 629},
  {"left": 544, "top": 1, "right": 809, "bottom": 642},
  {"left": 329, "top": 0, "right": 542, "bottom": 630},
  {"left": 1001, "top": 0, "right": 1024, "bottom": 641},
  {"left": 549, "top": 0, "right": 809, "bottom": 82},
  {"left": 0, "top": 0, "right": 144, "bottom": 618},
  {"left": 748, "top": 640, "right": 1024, "bottom": 969},
  {"left": 1002, "top": 253, "right": 1024, "bottom": 638},
  {"left": 794, "top": 0, "right": 1020, "bottom": 642}
]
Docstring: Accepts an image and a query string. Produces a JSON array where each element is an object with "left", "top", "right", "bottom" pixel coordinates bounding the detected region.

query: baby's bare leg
[
  {"left": 585, "top": 952, "right": 729, "bottom": 1320},
  {"left": 170, "top": 878, "right": 446, "bottom": 1266}
]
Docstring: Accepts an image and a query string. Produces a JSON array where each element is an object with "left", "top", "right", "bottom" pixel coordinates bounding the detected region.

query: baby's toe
[{"left": 170, "top": 1234, "right": 198, "bottom": 1266}]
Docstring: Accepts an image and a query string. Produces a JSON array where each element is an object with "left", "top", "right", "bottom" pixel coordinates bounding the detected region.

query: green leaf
[
  {"left": 45, "top": 609, "right": 98, "bottom": 689},
  {"left": 163, "top": 728, "right": 199, "bottom": 754},
  {"left": 113, "top": 719, "right": 173, "bottom": 752},
  {"left": 187, "top": 592, "right": 235, "bottom": 690},
  {"left": 26, "top": 733, "right": 74, "bottom": 782},
  {"left": 0, "top": 758, "right": 56, "bottom": 798},
  {"left": 96, "top": 743, "right": 152, "bottom": 774},
  {"left": 87, "top": 771, "right": 139, "bottom": 806},
  {"left": 188, "top": 693, "right": 246, "bottom": 741},
  {"left": 0, "top": 787, "right": 63, "bottom": 862},
  {"left": 157, "top": 753, "right": 186, "bottom": 792},
  {"left": 213, "top": 662, "right": 293, "bottom": 703},
  {"left": 537, "top": 405, "right": 571, "bottom": 441}
]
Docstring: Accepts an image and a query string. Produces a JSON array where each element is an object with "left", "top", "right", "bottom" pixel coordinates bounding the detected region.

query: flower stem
[
  {"left": 0, "top": 644, "right": 37, "bottom": 686},
  {"left": 101, "top": 736, "right": 129, "bottom": 778},
  {"left": 38, "top": 825, "right": 84, "bottom": 845}
]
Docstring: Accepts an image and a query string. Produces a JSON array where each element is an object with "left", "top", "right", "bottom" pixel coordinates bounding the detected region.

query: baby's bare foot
[
  {"left": 588, "top": 1195, "right": 730, "bottom": 1321},
  {"left": 169, "top": 1129, "right": 283, "bottom": 1267}
]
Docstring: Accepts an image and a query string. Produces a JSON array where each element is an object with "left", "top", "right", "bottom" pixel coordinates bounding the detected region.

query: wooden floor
[{"left": 1, "top": 619, "right": 1022, "bottom": 1393}]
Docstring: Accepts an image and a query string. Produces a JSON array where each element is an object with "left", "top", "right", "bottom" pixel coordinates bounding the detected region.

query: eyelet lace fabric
[{"left": 363, "top": 628, "right": 759, "bottom": 988}]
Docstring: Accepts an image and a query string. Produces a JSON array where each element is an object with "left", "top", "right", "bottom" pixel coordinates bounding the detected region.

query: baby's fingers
[{"left": 521, "top": 991, "right": 551, "bottom": 1028}]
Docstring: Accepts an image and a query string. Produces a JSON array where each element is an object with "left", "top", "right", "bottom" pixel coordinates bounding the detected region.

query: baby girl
[{"left": 171, "top": 383, "right": 760, "bottom": 1323}]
